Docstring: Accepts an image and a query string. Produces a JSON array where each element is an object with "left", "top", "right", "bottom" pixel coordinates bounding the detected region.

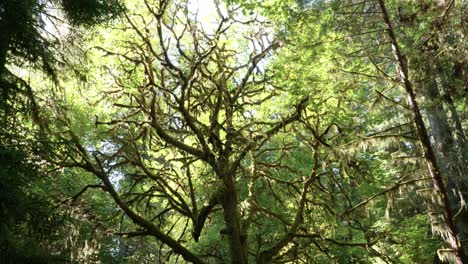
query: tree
[
  {"left": 2, "top": 0, "right": 465, "bottom": 263},
  {"left": 376, "top": 1, "right": 466, "bottom": 262},
  {"left": 38, "top": 0, "right": 395, "bottom": 263}
]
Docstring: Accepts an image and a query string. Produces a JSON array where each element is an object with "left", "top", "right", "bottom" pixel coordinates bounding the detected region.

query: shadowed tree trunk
[{"left": 422, "top": 66, "right": 468, "bottom": 258}]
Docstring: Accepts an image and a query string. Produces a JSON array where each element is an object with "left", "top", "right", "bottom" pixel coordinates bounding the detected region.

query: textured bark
[
  {"left": 438, "top": 65, "right": 468, "bottom": 173},
  {"left": 423, "top": 70, "right": 465, "bottom": 187},
  {"left": 443, "top": 91, "right": 467, "bottom": 156},
  {"left": 221, "top": 170, "right": 248, "bottom": 264},
  {"left": 192, "top": 189, "right": 222, "bottom": 242}
]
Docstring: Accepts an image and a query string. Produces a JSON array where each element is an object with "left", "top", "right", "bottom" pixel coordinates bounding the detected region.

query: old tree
[{"left": 1, "top": 0, "right": 466, "bottom": 263}]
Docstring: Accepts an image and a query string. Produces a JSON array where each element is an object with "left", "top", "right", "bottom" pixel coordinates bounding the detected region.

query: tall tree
[
  {"left": 376, "top": 1, "right": 465, "bottom": 262},
  {"left": 39, "top": 0, "right": 392, "bottom": 263}
]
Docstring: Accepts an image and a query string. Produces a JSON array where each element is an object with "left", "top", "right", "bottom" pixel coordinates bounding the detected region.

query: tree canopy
[{"left": 0, "top": 0, "right": 466, "bottom": 263}]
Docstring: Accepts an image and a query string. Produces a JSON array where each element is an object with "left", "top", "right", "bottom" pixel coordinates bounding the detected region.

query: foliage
[
  {"left": 1, "top": 0, "right": 466, "bottom": 263},
  {"left": 0, "top": 144, "right": 61, "bottom": 263}
]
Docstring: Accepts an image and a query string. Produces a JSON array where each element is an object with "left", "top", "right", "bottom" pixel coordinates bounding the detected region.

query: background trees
[
  {"left": 0, "top": 0, "right": 124, "bottom": 263},
  {"left": 265, "top": 0, "right": 466, "bottom": 262}
]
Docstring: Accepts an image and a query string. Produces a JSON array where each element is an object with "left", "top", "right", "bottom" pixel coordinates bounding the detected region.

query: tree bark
[
  {"left": 423, "top": 71, "right": 468, "bottom": 258},
  {"left": 221, "top": 169, "right": 249, "bottom": 264}
]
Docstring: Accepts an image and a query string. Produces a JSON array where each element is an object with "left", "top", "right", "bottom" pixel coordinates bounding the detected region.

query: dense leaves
[{"left": 0, "top": 0, "right": 466, "bottom": 263}]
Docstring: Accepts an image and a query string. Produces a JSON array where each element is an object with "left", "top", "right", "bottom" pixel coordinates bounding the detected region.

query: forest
[{"left": 0, "top": 0, "right": 466, "bottom": 263}]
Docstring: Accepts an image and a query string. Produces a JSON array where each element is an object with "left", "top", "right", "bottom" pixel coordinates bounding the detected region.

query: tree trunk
[
  {"left": 423, "top": 67, "right": 468, "bottom": 257},
  {"left": 220, "top": 167, "right": 248, "bottom": 264}
]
